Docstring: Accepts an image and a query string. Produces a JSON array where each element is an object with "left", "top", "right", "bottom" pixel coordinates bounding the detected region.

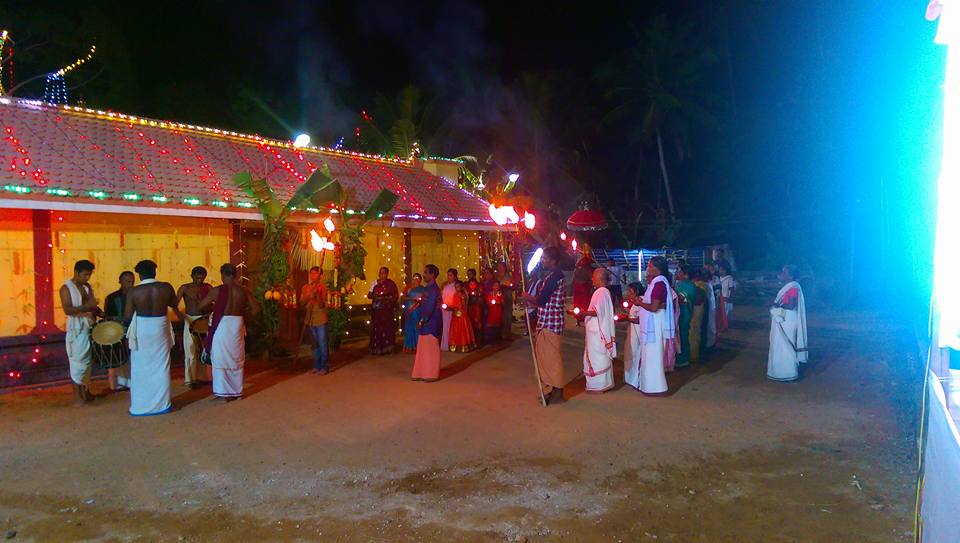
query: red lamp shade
[{"left": 566, "top": 208, "right": 608, "bottom": 231}]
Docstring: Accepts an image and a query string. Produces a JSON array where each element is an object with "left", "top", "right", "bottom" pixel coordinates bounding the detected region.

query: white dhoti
[
  {"left": 583, "top": 287, "right": 616, "bottom": 393},
  {"left": 639, "top": 310, "right": 669, "bottom": 394},
  {"left": 66, "top": 328, "right": 92, "bottom": 386},
  {"left": 128, "top": 315, "right": 173, "bottom": 416},
  {"left": 212, "top": 315, "right": 245, "bottom": 398},
  {"left": 183, "top": 315, "right": 209, "bottom": 384},
  {"left": 63, "top": 279, "right": 93, "bottom": 387},
  {"left": 767, "top": 282, "right": 808, "bottom": 382},
  {"left": 625, "top": 305, "right": 642, "bottom": 390}
]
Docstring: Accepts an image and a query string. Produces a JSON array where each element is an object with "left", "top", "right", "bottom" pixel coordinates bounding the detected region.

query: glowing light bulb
[{"left": 293, "top": 134, "right": 311, "bottom": 147}]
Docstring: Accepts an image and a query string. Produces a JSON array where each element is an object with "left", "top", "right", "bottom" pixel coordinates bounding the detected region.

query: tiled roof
[{"left": 0, "top": 99, "right": 492, "bottom": 226}]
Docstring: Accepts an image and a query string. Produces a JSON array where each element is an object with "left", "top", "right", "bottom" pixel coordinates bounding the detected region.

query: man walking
[{"left": 522, "top": 248, "right": 571, "bottom": 405}]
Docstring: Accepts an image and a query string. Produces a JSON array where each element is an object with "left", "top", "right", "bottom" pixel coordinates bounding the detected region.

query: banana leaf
[
  {"left": 308, "top": 179, "right": 343, "bottom": 210},
  {"left": 286, "top": 165, "right": 338, "bottom": 211},
  {"left": 362, "top": 188, "right": 399, "bottom": 221},
  {"left": 234, "top": 171, "right": 282, "bottom": 219}
]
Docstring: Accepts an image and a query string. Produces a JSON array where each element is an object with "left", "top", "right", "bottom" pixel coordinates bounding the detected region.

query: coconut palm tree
[
  {"left": 598, "top": 14, "right": 722, "bottom": 222},
  {"left": 361, "top": 85, "right": 436, "bottom": 158}
]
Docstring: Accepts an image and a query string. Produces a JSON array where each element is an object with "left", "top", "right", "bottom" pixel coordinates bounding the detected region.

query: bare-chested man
[
  {"left": 197, "top": 263, "right": 260, "bottom": 401},
  {"left": 124, "top": 259, "right": 177, "bottom": 416},
  {"left": 176, "top": 266, "right": 212, "bottom": 387},
  {"left": 60, "top": 259, "right": 101, "bottom": 405}
]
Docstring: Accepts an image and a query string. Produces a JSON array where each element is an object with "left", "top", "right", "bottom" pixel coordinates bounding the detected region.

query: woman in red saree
[
  {"left": 448, "top": 282, "right": 477, "bottom": 352},
  {"left": 367, "top": 267, "right": 399, "bottom": 355}
]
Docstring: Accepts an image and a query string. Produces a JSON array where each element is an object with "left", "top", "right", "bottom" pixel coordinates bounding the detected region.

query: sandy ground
[{"left": 0, "top": 304, "right": 916, "bottom": 542}]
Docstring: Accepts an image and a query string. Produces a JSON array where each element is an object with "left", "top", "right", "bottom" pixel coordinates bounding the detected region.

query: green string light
[
  {"left": 236, "top": 201, "right": 255, "bottom": 208},
  {"left": 121, "top": 193, "right": 141, "bottom": 201},
  {"left": 182, "top": 197, "right": 201, "bottom": 206},
  {"left": 210, "top": 200, "right": 228, "bottom": 208},
  {"left": 151, "top": 195, "right": 168, "bottom": 203},
  {"left": 4, "top": 184, "right": 32, "bottom": 194},
  {"left": 306, "top": 207, "right": 320, "bottom": 213},
  {"left": 87, "top": 190, "right": 109, "bottom": 200}
]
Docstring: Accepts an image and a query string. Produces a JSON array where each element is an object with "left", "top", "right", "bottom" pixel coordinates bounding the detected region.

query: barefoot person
[
  {"left": 124, "top": 260, "right": 177, "bottom": 416},
  {"left": 632, "top": 256, "right": 675, "bottom": 395},
  {"left": 767, "top": 265, "right": 808, "bottom": 382},
  {"left": 60, "top": 260, "right": 100, "bottom": 404},
  {"left": 411, "top": 264, "right": 443, "bottom": 382},
  {"left": 622, "top": 282, "right": 644, "bottom": 390},
  {"left": 581, "top": 267, "right": 616, "bottom": 393},
  {"left": 103, "top": 270, "right": 134, "bottom": 391},
  {"left": 522, "top": 247, "right": 571, "bottom": 405},
  {"left": 198, "top": 264, "right": 260, "bottom": 401},
  {"left": 176, "top": 266, "right": 212, "bottom": 387}
]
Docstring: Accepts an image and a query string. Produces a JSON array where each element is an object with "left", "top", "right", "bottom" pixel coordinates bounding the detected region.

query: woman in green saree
[{"left": 674, "top": 262, "right": 697, "bottom": 368}]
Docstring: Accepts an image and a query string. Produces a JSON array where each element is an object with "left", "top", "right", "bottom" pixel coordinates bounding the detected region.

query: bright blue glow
[
  {"left": 935, "top": 39, "right": 960, "bottom": 349},
  {"left": 527, "top": 247, "right": 543, "bottom": 274}
]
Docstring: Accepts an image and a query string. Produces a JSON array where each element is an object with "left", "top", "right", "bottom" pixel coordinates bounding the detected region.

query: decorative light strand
[{"left": 55, "top": 44, "right": 96, "bottom": 77}]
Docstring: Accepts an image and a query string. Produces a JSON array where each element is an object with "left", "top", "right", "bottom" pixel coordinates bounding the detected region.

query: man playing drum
[
  {"left": 103, "top": 271, "right": 134, "bottom": 391},
  {"left": 176, "top": 266, "right": 212, "bottom": 387},
  {"left": 124, "top": 260, "right": 178, "bottom": 416},
  {"left": 59, "top": 260, "right": 101, "bottom": 405}
]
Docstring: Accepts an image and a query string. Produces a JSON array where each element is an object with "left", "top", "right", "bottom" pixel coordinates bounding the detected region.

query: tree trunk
[{"left": 655, "top": 128, "right": 677, "bottom": 222}]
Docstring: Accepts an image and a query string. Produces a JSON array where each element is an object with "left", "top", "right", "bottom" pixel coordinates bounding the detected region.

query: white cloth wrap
[
  {"left": 767, "top": 282, "right": 809, "bottom": 381},
  {"left": 639, "top": 276, "right": 676, "bottom": 344},
  {"left": 63, "top": 279, "right": 93, "bottom": 386},
  {"left": 128, "top": 315, "right": 173, "bottom": 416},
  {"left": 212, "top": 315, "right": 245, "bottom": 398},
  {"left": 704, "top": 281, "right": 717, "bottom": 348},
  {"left": 624, "top": 304, "right": 643, "bottom": 390},
  {"left": 583, "top": 287, "right": 616, "bottom": 392}
]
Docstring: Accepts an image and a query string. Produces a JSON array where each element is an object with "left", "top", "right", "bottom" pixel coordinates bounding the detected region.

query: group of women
[
  {"left": 619, "top": 257, "right": 735, "bottom": 394},
  {"left": 364, "top": 263, "right": 515, "bottom": 356}
]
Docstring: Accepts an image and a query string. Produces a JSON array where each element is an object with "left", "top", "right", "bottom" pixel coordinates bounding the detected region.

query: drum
[
  {"left": 91, "top": 320, "right": 129, "bottom": 369},
  {"left": 190, "top": 317, "right": 209, "bottom": 336},
  {"left": 190, "top": 317, "right": 212, "bottom": 366}
]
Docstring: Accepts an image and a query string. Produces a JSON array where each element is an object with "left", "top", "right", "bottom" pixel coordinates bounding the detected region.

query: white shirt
[{"left": 720, "top": 275, "right": 735, "bottom": 298}]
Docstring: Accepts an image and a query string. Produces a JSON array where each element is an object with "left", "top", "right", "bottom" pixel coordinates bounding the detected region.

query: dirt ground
[{"left": 0, "top": 304, "right": 917, "bottom": 542}]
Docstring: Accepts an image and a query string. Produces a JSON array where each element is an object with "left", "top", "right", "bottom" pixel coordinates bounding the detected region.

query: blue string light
[{"left": 43, "top": 74, "right": 67, "bottom": 105}]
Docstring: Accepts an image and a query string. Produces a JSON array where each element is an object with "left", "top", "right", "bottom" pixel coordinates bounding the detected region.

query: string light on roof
[{"left": 55, "top": 44, "right": 96, "bottom": 77}]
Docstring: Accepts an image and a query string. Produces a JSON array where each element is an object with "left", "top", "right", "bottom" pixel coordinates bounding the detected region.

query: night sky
[{"left": 0, "top": 1, "right": 945, "bottom": 299}]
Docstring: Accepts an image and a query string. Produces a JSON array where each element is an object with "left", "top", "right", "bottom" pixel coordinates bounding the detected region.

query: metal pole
[{"left": 517, "top": 225, "right": 547, "bottom": 407}]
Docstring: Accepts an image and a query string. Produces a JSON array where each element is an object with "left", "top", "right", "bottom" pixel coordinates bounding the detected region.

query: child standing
[{"left": 485, "top": 281, "right": 503, "bottom": 344}]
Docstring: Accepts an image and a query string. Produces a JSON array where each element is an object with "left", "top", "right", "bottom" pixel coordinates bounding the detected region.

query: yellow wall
[
  {"left": 0, "top": 210, "right": 36, "bottom": 336},
  {"left": 410, "top": 228, "right": 481, "bottom": 283},
  {"left": 348, "top": 225, "right": 406, "bottom": 305},
  {"left": 51, "top": 212, "right": 231, "bottom": 329}
]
